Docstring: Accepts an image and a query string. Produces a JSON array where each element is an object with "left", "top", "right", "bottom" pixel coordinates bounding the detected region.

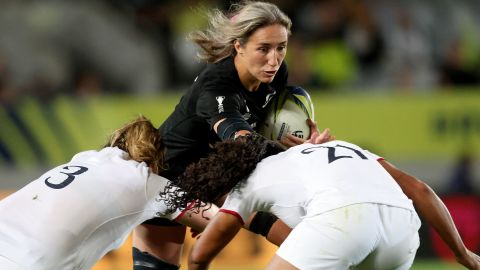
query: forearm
[
  {"left": 410, "top": 191, "right": 480, "bottom": 269},
  {"left": 380, "top": 160, "right": 479, "bottom": 269},
  {"left": 188, "top": 213, "right": 242, "bottom": 270},
  {"left": 176, "top": 203, "right": 219, "bottom": 234},
  {"left": 410, "top": 182, "right": 467, "bottom": 258},
  {"left": 188, "top": 259, "right": 210, "bottom": 270}
]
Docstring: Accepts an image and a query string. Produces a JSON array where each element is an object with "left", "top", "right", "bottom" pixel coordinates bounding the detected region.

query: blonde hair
[
  {"left": 105, "top": 115, "right": 165, "bottom": 174},
  {"left": 189, "top": 1, "right": 292, "bottom": 63}
]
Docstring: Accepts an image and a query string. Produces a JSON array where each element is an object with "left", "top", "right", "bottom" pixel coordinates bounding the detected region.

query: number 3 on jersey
[{"left": 44, "top": 166, "right": 89, "bottom": 189}]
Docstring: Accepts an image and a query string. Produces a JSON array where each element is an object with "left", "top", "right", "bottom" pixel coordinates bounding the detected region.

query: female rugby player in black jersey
[{"left": 131, "top": 2, "right": 333, "bottom": 269}]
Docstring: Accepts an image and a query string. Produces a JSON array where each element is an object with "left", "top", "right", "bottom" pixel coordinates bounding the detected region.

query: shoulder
[
  {"left": 70, "top": 149, "right": 101, "bottom": 161},
  {"left": 195, "top": 57, "right": 240, "bottom": 90},
  {"left": 221, "top": 180, "right": 268, "bottom": 222},
  {"left": 93, "top": 147, "right": 150, "bottom": 177},
  {"left": 145, "top": 173, "right": 171, "bottom": 200},
  {"left": 70, "top": 147, "right": 128, "bottom": 164},
  {"left": 227, "top": 177, "right": 262, "bottom": 202}
]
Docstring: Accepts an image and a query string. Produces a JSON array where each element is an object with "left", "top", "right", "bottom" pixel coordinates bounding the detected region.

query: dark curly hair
[{"left": 160, "top": 133, "right": 285, "bottom": 213}]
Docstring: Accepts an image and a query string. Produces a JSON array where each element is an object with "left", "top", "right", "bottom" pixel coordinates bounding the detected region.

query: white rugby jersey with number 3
[{"left": 0, "top": 147, "right": 179, "bottom": 270}]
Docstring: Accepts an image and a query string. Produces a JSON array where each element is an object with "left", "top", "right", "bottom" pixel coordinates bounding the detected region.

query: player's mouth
[{"left": 264, "top": 70, "right": 277, "bottom": 77}]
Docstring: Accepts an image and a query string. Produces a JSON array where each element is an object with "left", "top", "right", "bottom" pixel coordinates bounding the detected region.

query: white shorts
[
  {"left": 0, "top": 255, "right": 22, "bottom": 270},
  {"left": 276, "top": 203, "right": 421, "bottom": 270}
]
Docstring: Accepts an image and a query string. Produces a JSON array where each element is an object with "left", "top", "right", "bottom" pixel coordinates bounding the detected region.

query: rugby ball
[{"left": 259, "top": 86, "right": 314, "bottom": 141}]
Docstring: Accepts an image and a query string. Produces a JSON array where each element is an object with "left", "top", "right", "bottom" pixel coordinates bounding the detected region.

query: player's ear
[{"left": 234, "top": 40, "right": 243, "bottom": 55}]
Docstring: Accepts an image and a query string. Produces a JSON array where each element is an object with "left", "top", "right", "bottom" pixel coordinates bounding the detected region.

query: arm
[
  {"left": 215, "top": 117, "right": 334, "bottom": 147},
  {"left": 189, "top": 212, "right": 243, "bottom": 270},
  {"left": 379, "top": 160, "right": 480, "bottom": 269},
  {"left": 244, "top": 212, "right": 292, "bottom": 246},
  {"left": 175, "top": 203, "right": 219, "bottom": 234},
  {"left": 213, "top": 118, "right": 251, "bottom": 139}
]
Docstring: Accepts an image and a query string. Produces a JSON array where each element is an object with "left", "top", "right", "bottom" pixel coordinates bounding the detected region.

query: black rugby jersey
[{"left": 159, "top": 56, "right": 288, "bottom": 179}]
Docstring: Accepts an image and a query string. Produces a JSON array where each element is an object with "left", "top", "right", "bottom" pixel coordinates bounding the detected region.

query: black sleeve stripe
[{"left": 217, "top": 117, "right": 254, "bottom": 140}]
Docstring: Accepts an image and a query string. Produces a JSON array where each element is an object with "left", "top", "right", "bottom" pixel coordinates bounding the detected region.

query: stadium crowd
[{"left": 0, "top": 0, "right": 479, "bottom": 100}]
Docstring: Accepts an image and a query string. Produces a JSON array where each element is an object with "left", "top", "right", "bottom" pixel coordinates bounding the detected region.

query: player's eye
[{"left": 257, "top": 47, "right": 268, "bottom": 53}]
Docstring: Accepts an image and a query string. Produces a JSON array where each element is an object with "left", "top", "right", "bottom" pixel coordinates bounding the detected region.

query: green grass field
[
  {"left": 199, "top": 259, "right": 466, "bottom": 270},
  {"left": 92, "top": 258, "right": 466, "bottom": 270},
  {"left": 411, "top": 259, "right": 466, "bottom": 270},
  {"left": 213, "top": 259, "right": 465, "bottom": 270}
]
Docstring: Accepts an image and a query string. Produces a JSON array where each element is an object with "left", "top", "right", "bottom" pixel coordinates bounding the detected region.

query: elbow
[
  {"left": 381, "top": 160, "right": 438, "bottom": 205},
  {"left": 394, "top": 170, "right": 432, "bottom": 202},
  {"left": 189, "top": 248, "right": 211, "bottom": 268},
  {"left": 408, "top": 178, "right": 435, "bottom": 202}
]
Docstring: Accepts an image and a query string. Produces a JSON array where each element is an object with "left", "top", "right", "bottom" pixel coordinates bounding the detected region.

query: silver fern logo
[
  {"left": 216, "top": 96, "right": 225, "bottom": 113},
  {"left": 242, "top": 103, "right": 251, "bottom": 120},
  {"left": 262, "top": 90, "right": 276, "bottom": 108}
]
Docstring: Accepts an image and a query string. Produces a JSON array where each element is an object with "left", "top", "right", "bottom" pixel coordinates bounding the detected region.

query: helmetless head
[
  {"left": 232, "top": 2, "right": 291, "bottom": 87},
  {"left": 189, "top": 1, "right": 291, "bottom": 89},
  {"left": 105, "top": 115, "right": 165, "bottom": 174}
]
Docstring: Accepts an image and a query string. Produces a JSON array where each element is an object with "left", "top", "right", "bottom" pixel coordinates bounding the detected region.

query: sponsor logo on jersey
[
  {"left": 216, "top": 96, "right": 225, "bottom": 113},
  {"left": 292, "top": 130, "right": 304, "bottom": 139}
]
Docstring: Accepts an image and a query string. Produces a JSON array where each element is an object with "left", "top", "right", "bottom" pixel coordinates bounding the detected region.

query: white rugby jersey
[
  {"left": 0, "top": 147, "right": 179, "bottom": 270},
  {"left": 221, "top": 140, "right": 415, "bottom": 228}
]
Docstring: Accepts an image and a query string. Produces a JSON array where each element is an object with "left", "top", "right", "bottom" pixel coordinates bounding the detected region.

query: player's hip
[{"left": 277, "top": 203, "right": 420, "bottom": 269}]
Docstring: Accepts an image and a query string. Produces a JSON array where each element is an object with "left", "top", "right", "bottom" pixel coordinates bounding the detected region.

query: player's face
[{"left": 235, "top": 24, "right": 288, "bottom": 89}]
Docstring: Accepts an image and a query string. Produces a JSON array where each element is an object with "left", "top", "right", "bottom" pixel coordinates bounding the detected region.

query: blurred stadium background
[{"left": 0, "top": 0, "right": 479, "bottom": 269}]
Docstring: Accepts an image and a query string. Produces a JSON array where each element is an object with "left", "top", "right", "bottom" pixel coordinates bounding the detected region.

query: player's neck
[{"left": 234, "top": 56, "right": 260, "bottom": 92}]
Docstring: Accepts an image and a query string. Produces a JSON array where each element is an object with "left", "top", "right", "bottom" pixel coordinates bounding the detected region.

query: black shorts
[{"left": 142, "top": 217, "right": 183, "bottom": 226}]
